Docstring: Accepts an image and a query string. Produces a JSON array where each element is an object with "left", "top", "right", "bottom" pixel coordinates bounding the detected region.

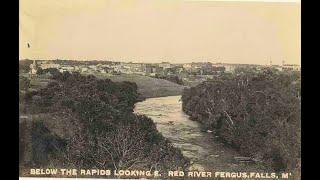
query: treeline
[
  {"left": 154, "top": 74, "right": 184, "bottom": 85},
  {"left": 20, "top": 71, "right": 189, "bottom": 177},
  {"left": 19, "top": 59, "right": 33, "bottom": 73},
  {"left": 182, "top": 70, "right": 300, "bottom": 172}
]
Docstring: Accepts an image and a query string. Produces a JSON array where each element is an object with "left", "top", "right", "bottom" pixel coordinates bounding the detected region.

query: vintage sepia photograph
[{"left": 19, "top": 0, "right": 301, "bottom": 179}]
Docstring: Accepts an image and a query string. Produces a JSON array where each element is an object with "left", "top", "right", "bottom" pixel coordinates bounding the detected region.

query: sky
[{"left": 19, "top": 0, "right": 300, "bottom": 65}]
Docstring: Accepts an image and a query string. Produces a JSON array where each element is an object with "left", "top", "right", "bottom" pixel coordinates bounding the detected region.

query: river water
[{"left": 134, "top": 95, "right": 267, "bottom": 172}]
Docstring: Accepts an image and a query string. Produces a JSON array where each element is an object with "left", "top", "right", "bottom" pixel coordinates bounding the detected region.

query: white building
[
  {"left": 29, "top": 60, "right": 38, "bottom": 75},
  {"left": 61, "top": 66, "right": 75, "bottom": 71},
  {"left": 40, "top": 63, "right": 60, "bottom": 69},
  {"left": 159, "top": 62, "right": 171, "bottom": 69},
  {"left": 81, "top": 67, "right": 88, "bottom": 72},
  {"left": 100, "top": 69, "right": 106, "bottom": 74},
  {"left": 222, "top": 64, "right": 237, "bottom": 73},
  {"left": 183, "top": 63, "right": 192, "bottom": 70},
  {"left": 282, "top": 64, "right": 301, "bottom": 71},
  {"left": 88, "top": 65, "right": 97, "bottom": 71}
]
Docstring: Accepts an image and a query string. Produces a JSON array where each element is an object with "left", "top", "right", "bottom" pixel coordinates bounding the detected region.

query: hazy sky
[{"left": 19, "top": 0, "right": 300, "bottom": 65}]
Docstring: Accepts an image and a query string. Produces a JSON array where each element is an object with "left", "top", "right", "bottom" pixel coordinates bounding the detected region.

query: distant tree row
[
  {"left": 19, "top": 60, "right": 33, "bottom": 73},
  {"left": 154, "top": 74, "right": 184, "bottom": 85}
]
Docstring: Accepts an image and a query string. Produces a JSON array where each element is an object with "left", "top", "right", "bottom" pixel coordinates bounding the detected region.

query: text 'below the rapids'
[{"left": 29, "top": 168, "right": 294, "bottom": 179}]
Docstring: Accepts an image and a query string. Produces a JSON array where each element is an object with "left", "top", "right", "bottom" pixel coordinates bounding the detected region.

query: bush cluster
[
  {"left": 21, "top": 71, "right": 189, "bottom": 176},
  {"left": 182, "top": 70, "right": 300, "bottom": 172}
]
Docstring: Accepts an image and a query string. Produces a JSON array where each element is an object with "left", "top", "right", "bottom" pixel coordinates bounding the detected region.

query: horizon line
[
  {"left": 185, "top": 0, "right": 300, "bottom": 3},
  {"left": 19, "top": 58, "right": 300, "bottom": 66}
]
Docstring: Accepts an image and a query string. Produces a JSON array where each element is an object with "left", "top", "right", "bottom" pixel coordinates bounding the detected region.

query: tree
[
  {"left": 182, "top": 71, "right": 300, "bottom": 172},
  {"left": 21, "top": 73, "right": 189, "bottom": 174},
  {"left": 19, "top": 76, "right": 30, "bottom": 91}
]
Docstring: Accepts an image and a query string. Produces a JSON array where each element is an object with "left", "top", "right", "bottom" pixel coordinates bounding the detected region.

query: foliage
[
  {"left": 19, "top": 60, "right": 32, "bottom": 73},
  {"left": 19, "top": 76, "right": 30, "bottom": 91},
  {"left": 31, "top": 121, "right": 67, "bottom": 166},
  {"left": 37, "top": 68, "right": 61, "bottom": 79},
  {"left": 154, "top": 74, "right": 184, "bottom": 85},
  {"left": 182, "top": 70, "right": 301, "bottom": 172},
  {"left": 21, "top": 71, "right": 189, "bottom": 174}
]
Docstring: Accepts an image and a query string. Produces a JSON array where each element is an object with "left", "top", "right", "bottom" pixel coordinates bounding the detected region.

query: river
[{"left": 134, "top": 95, "right": 267, "bottom": 172}]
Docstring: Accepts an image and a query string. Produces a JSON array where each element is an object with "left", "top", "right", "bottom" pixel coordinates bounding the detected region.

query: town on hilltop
[
  {"left": 26, "top": 59, "right": 300, "bottom": 75},
  {"left": 22, "top": 59, "right": 300, "bottom": 87}
]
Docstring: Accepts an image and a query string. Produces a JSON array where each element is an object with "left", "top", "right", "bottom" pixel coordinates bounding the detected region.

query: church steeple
[{"left": 29, "top": 60, "right": 38, "bottom": 75}]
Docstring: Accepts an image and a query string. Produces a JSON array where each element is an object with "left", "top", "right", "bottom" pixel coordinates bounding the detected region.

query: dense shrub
[
  {"left": 21, "top": 71, "right": 189, "bottom": 175},
  {"left": 155, "top": 74, "right": 184, "bottom": 85},
  {"left": 19, "top": 76, "right": 31, "bottom": 91},
  {"left": 19, "top": 60, "right": 33, "bottom": 73},
  {"left": 31, "top": 121, "right": 67, "bottom": 166},
  {"left": 182, "top": 70, "right": 300, "bottom": 172}
]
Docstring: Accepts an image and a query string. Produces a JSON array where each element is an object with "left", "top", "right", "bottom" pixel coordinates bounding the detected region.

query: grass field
[
  {"left": 22, "top": 72, "right": 187, "bottom": 98},
  {"left": 91, "top": 73, "right": 187, "bottom": 98}
]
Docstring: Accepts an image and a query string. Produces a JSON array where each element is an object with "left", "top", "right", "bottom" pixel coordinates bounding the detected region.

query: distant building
[
  {"left": 122, "top": 63, "right": 144, "bottom": 73},
  {"left": 143, "top": 64, "right": 157, "bottom": 74},
  {"left": 199, "top": 62, "right": 213, "bottom": 74},
  {"left": 175, "top": 65, "right": 184, "bottom": 74},
  {"left": 186, "top": 62, "right": 213, "bottom": 75},
  {"left": 268, "top": 65, "right": 282, "bottom": 71},
  {"left": 88, "top": 65, "right": 97, "bottom": 71},
  {"left": 81, "top": 67, "right": 88, "bottom": 73},
  {"left": 183, "top": 63, "right": 192, "bottom": 70},
  {"left": 212, "top": 66, "right": 225, "bottom": 73},
  {"left": 158, "top": 62, "right": 171, "bottom": 69},
  {"left": 282, "top": 64, "right": 301, "bottom": 71},
  {"left": 29, "top": 60, "right": 38, "bottom": 75},
  {"left": 99, "top": 69, "right": 106, "bottom": 74},
  {"left": 74, "top": 66, "right": 80, "bottom": 71},
  {"left": 222, "top": 64, "right": 237, "bottom": 73},
  {"left": 40, "top": 63, "right": 60, "bottom": 69}
]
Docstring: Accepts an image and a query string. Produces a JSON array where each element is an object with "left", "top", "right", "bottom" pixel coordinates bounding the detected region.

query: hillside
[
  {"left": 19, "top": 72, "right": 189, "bottom": 178},
  {"left": 93, "top": 73, "right": 186, "bottom": 98},
  {"left": 182, "top": 71, "right": 301, "bottom": 174}
]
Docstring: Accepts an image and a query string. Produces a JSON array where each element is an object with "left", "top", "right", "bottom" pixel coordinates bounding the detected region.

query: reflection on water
[{"left": 134, "top": 95, "right": 267, "bottom": 172}]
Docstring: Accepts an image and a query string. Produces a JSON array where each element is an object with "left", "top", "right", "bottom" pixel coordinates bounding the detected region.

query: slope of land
[
  {"left": 19, "top": 72, "right": 189, "bottom": 178},
  {"left": 23, "top": 72, "right": 187, "bottom": 99},
  {"left": 181, "top": 71, "right": 301, "bottom": 174},
  {"left": 92, "top": 73, "right": 186, "bottom": 98}
]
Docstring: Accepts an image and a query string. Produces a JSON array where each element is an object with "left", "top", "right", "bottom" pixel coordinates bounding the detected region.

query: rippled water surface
[{"left": 134, "top": 95, "right": 267, "bottom": 172}]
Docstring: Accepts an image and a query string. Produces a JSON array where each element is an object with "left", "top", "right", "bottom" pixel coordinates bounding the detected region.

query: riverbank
[
  {"left": 134, "top": 95, "right": 269, "bottom": 172},
  {"left": 19, "top": 73, "right": 190, "bottom": 177},
  {"left": 181, "top": 71, "right": 301, "bottom": 173}
]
